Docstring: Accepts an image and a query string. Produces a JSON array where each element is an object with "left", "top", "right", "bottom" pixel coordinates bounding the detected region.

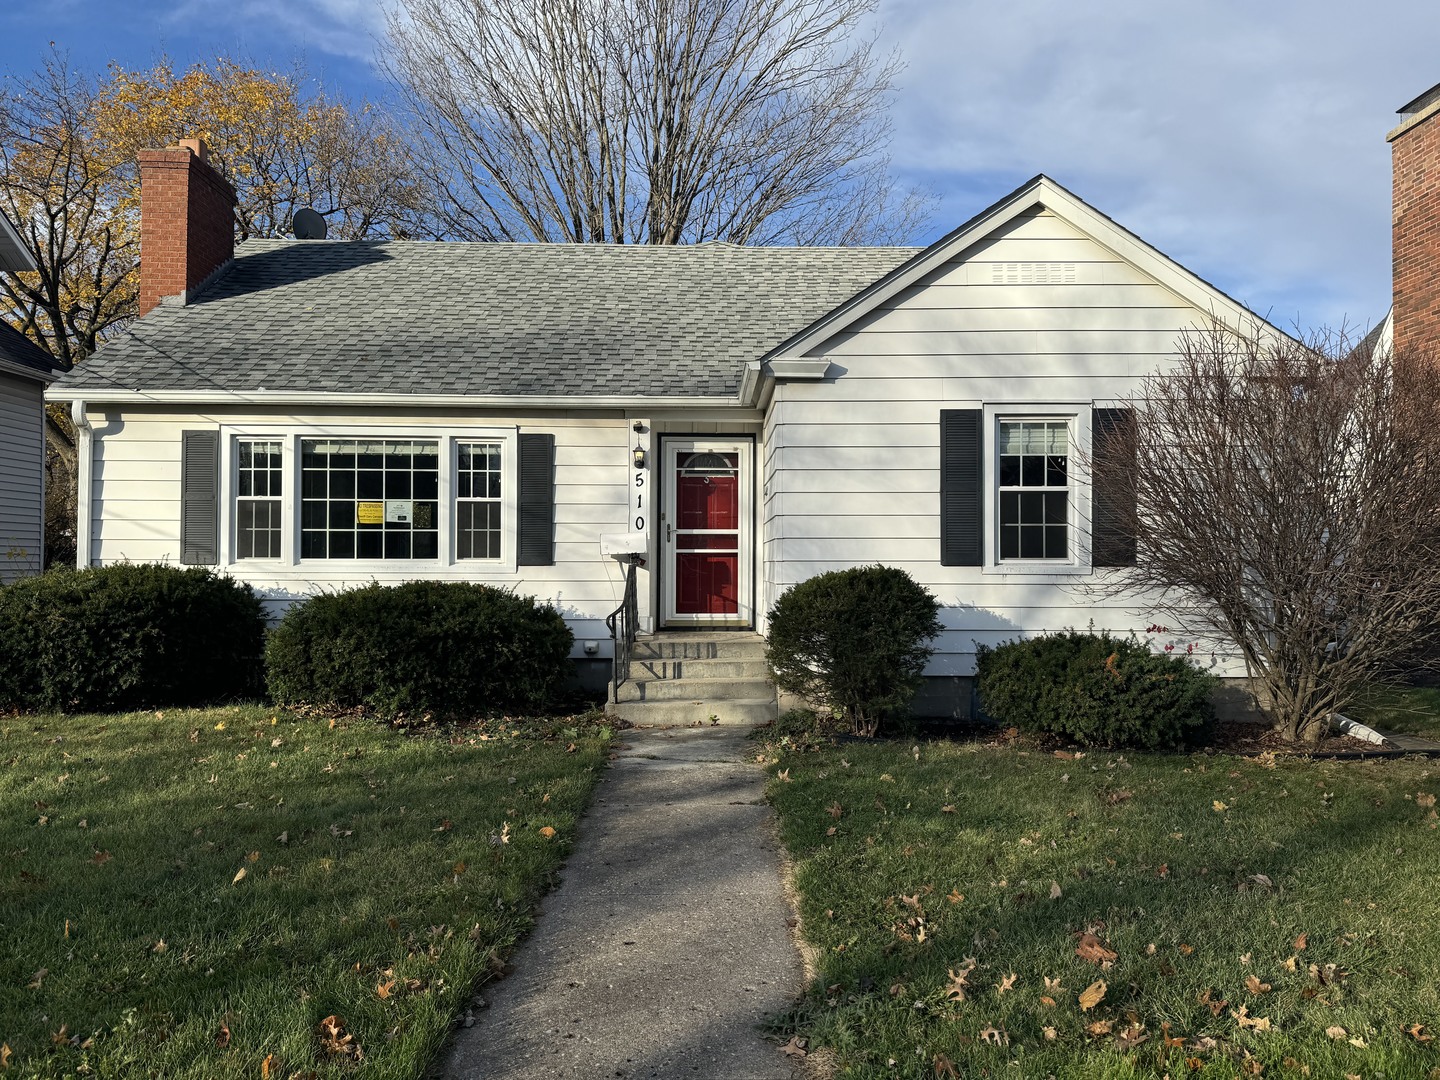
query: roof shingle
[{"left": 55, "top": 240, "right": 918, "bottom": 398}]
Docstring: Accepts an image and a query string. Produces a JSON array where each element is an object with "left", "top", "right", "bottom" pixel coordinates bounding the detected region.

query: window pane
[
  {"left": 1019, "top": 491, "right": 1043, "bottom": 523},
  {"left": 456, "top": 441, "right": 503, "bottom": 561},
  {"left": 1000, "top": 526, "right": 1019, "bottom": 559},
  {"left": 1000, "top": 491, "right": 1019, "bottom": 527},
  {"left": 1021, "top": 455, "right": 1045, "bottom": 486},
  {"left": 1020, "top": 525, "right": 1044, "bottom": 558},
  {"left": 1045, "top": 526, "right": 1068, "bottom": 558},
  {"left": 999, "top": 455, "right": 1020, "bottom": 486},
  {"left": 299, "top": 438, "right": 439, "bottom": 560},
  {"left": 1046, "top": 455, "right": 1067, "bottom": 485},
  {"left": 1044, "top": 491, "right": 1068, "bottom": 524}
]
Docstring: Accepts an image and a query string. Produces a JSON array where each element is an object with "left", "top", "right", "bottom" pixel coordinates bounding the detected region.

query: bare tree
[
  {"left": 383, "top": 0, "right": 928, "bottom": 244},
  {"left": 1096, "top": 325, "right": 1440, "bottom": 744}
]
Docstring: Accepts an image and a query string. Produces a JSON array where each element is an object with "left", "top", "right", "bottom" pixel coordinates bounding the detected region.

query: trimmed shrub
[
  {"left": 975, "top": 631, "right": 1214, "bottom": 749},
  {"left": 0, "top": 563, "right": 266, "bottom": 712},
  {"left": 265, "top": 581, "right": 573, "bottom": 721},
  {"left": 766, "top": 565, "right": 943, "bottom": 736}
]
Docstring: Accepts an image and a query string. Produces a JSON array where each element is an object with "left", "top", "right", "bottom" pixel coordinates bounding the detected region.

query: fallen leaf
[
  {"left": 1116, "top": 1023, "right": 1149, "bottom": 1050},
  {"left": 1040, "top": 995, "right": 1056, "bottom": 1007},
  {"left": 1293, "top": 932, "right": 1308, "bottom": 950},
  {"left": 1245, "top": 975, "right": 1272, "bottom": 995},
  {"left": 827, "top": 802, "right": 843, "bottom": 819},
  {"left": 1105, "top": 789, "right": 1133, "bottom": 805},
  {"left": 215, "top": 1024, "right": 230, "bottom": 1048},
  {"left": 1075, "top": 933, "right": 1118, "bottom": 964},
  {"left": 1042, "top": 1026, "right": 1057, "bottom": 1040},
  {"left": 946, "top": 889, "right": 963, "bottom": 904},
  {"left": 26, "top": 968, "right": 47, "bottom": 990},
  {"left": 1178, "top": 943, "right": 1195, "bottom": 955},
  {"left": 90, "top": 850, "right": 112, "bottom": 865},
  {"left": 1231, "top": 1006, "right": 1271, "bottom": 1031},
  {"left": 825, "top": 827, "right": 837, "bottom": 836},
  {"left": 152, "top": 939, "right": 167, "bottom": 954},
  {"left": 0, "top": 1044, "right": 10, "bottom": 1068},
  {"left": 933, "top": 1051, "right": 958, "bottom": 1077},
  {"left": 434, "top": 819, "right": 453, "bottom": 832},
  {"left": 246, "top": 850, "right": 260, "bottom": 863},
  {"left": 260, "top": 1053, "right": 278, "bottom": 1078},
  {"left": 1197, "top": 988, "right": 1227, "bottom": 1016},
  {"left": 1407, "top": 1024, "right": 1433, "bottom": 1043},
  {"left": 317, "top": 1014, "right": 361, "bottom": 1059},
  {"left": 945, "top": 960, "right": 977, "bottom": 1002},
  {"left": 1213, "top": 800, "right": 1229, "bottom": 812},
  {"left": 1086, "top": 1018, "right": 1115, "bottom": 1036},
  {"left": 997, "top": 972, "right": 1017, "bottom": 994},
  {"left": 940, "top": 804, "right": 955, "bottom": 813},
  {"left": 232, "top": 867, "right": 247, "bottom": 885},
  {"left": 1049, "top": 881, "right": 1063, "bottom": 900},
  {"left": 50, "top": 1025, "right": 68, "bottom": 1045},
  {"left": 1079, "top": 979, "right": 1107, "bottom": 1011},
  {"left": 779, "top": 1035, "right": 807, "bottom": 1058},
  {"left": 776, "top": 769, "right": 790, "bottom": 782},
  {"left": 377, "top": 979, "right": 395, "bottom": 999},
  {"left": 1418, "top": 792, "right": 1436, "bottom": 808},
  {"left": 538, "top": 826, "right": 557, "bottom": 839},
  {"left": 979, "top": 1026, "right": 1007, "bottom": 1046}
]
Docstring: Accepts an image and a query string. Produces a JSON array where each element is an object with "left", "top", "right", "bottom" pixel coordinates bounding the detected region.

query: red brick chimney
[
  {"left": 1389, "top": 83, "right": 1440, "bottom": 359},
  {"left": 136, "top": 138, "right": 237, "bottom": 317}
]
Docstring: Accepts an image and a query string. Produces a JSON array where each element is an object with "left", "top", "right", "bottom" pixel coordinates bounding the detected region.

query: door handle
[{"left": 667, "top": 523, "right": 672, "bottom": 542}]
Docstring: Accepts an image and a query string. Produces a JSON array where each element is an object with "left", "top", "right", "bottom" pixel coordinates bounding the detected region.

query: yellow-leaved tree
[{"left": 0, "top": 52, "right": 428, "bottom": 567}]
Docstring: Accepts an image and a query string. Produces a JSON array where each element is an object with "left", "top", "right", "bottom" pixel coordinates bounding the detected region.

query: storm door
[{"left": 661, "top": 439, "right": 753, "bottom": 627}]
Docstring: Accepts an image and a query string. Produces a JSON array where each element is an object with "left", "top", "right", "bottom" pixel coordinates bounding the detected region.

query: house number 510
[{"left": 634, "top": 472, "right": 645, "bottom": 532}]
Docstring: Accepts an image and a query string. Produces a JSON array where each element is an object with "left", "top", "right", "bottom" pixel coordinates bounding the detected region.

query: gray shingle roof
[
  {"left": 54, "top": 240, "right": 918, "bottom": 399},
  {"left": 0, "top": 322, "right": 65, "bottom": 380}
]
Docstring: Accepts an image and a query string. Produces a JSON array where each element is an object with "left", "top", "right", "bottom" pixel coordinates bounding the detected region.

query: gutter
[
  {"left": 43, "top": 388, "right": 756, "bottom": 411},
  {"left": 71, "top": 399, "right": 91, "bottom": 569}
]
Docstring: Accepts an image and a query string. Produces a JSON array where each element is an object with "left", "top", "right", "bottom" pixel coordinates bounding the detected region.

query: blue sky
[{"left": 3, "top": 0, "right": 1437, "bottom": 331}]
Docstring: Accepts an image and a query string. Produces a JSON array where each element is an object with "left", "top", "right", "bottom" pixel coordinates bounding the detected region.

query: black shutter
[
  {"left": 940, "top": 409, "right": 983, "bottom": 566},
  {"left": 1091, "top": 407, "right": 1136, "bottom": 568},
  {"left": 181, "top": 429, "right": 220, "bottom": 565},
  {"left": 517, "top": 433, "right": 556, "bottom": 566}
]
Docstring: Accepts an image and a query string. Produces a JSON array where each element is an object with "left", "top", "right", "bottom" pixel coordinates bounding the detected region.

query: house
[
  {"left": 0, "top": 210, "right": 69, "bottom": 581},
  {"left": 47, "top": 138, "right": 1269, "bottom": 718}
]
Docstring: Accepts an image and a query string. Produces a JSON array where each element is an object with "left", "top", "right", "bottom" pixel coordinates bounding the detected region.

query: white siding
[
  {"left": 83, "top": 407, "right": 640, "bottom": 653},
  {"left": 763, "top": 208, "right": 1241, "bottom": 676},
  {"left": 0, "top": 371, "right": 45, "bottom": 580}
]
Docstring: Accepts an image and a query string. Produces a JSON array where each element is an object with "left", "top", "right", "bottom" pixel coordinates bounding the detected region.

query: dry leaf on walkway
[
  {"left": 1079, "top": 980, "right": 1107, "bottom": 1011},
  {"left": 779, "top": 1035, "right": 807, "bottom": 1058}
]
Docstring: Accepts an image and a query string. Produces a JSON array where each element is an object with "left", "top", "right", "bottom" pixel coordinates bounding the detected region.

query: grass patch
[
  {"left": 0, "top": 706, "right": 611, "bottom": 1078},
  {"left": 1346, "top": 683, "right": 1440, "bottom": 741},
  {"left": 765, "top": 737, "right": 1440, "bottom": 1078}
]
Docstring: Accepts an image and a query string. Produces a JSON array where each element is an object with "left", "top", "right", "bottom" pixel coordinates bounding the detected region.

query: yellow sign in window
[{"left": 357, "top": 501, "right": 384, "bottom": 525}]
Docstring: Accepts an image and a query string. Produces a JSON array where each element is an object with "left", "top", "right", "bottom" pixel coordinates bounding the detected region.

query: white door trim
[{"left": 660, "top": 437, "right": 754, "bottom": 628}]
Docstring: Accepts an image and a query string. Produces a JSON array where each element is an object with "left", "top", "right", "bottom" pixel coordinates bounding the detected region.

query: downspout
[{"left": 70, "top": 399, "right": 91, "bottom": 568}]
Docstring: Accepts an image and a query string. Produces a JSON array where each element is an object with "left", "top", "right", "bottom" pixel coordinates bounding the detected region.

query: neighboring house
[
  {"left": 0, "top": 210, "right": 69, "bottom": 581},
  {"left": 48, "top": 139, "right": 1267, "bottom": 712}
]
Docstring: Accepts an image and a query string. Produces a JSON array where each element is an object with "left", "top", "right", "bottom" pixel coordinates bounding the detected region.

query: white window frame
[
  {"left": 220, "top": 425, "right": 519, "bottom": 574},
  {"left": 233, "top": 437, "right": 285, "bottom": 561},
  {"left": 981, "top": 404, "right": 1092, "bottom": 577}
]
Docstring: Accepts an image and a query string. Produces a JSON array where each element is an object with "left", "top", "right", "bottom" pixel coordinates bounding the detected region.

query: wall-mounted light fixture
[{"left": 633, "top": 445, "right": 647, "bottom": 469}]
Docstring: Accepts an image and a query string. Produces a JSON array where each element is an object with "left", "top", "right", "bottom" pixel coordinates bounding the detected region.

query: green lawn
[
  {"left": 764, "top": 736, "right": 1440, "bottom": 1079},
  {"left": 1346, "top": 683, "right": 1440, "bottom": 742},
  {"left": 0, "top": 706, "right": 611, "bottom": 1078}
]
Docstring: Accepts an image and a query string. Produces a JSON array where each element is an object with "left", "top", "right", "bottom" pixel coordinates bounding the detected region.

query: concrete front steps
[{"left": 607, "top": 631, "right": 778, "bottom": 726}]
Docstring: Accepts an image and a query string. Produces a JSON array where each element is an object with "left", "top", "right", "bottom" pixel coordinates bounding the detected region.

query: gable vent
[{"left": 991, "top": 262, "right": 1077, "bottom": 285}]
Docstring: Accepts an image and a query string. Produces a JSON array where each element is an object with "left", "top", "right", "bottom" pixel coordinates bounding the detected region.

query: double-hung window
[
  {"left": 235, "top": 439, "right": 283, "bottom": 559},
  {"left": 456, "top": 441, "right": 503, "bottom": 560},
  {"left": 997, "top": 419, "right": 1070, "bottom": 561}
]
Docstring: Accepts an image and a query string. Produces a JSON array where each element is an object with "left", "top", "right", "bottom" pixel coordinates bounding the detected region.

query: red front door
[{"left": 663, "top": 440, "right": 751, "bottom": 625}]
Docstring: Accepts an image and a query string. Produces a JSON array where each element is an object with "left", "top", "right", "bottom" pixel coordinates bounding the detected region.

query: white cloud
[
  {"left": 881, "top": 0, "right": 1440, "bottom": 329},
  {"left": 164, "top": 0, "right": 389, "bottom": 66}
]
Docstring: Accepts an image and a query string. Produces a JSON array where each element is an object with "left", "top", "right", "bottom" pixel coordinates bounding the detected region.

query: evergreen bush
[
  {"left": 0, "top": 563, "right": 266, "bottom": 712},
  {"left": 265, "top": 581, "right": 573, "bottom": 721},
  {"left": 765, "top": 565, "right": 943, "bottom": 736},
  {"left": 975, "top": 631, "right": 1214, "bottom": 749}
]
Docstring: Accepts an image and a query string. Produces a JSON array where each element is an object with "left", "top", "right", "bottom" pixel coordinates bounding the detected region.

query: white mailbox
[{"left": 600, "top": 532, "right": 648, "bottom": 557}]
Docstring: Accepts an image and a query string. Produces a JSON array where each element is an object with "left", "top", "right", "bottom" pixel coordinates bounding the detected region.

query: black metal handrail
[{"left": 605, "top": 559, "right": 639, "bottom": 703}]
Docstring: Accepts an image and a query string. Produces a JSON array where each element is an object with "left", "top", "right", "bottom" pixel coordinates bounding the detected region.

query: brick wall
[
  {"left": 137, "top": 141, "right": 237, "bottom": 317},
  {"left": 1390, "top": 93, "right": 1440, "bottom": 360}
]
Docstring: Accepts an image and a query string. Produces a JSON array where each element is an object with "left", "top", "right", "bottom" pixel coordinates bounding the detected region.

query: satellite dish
[{"left": 292, "top": 208, "right": 327, "bottom": 240}]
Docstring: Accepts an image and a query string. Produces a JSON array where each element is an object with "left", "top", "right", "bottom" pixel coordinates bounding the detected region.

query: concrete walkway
[{"left": 441, "top": 725, "right": 804, "bottom": 1080}]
